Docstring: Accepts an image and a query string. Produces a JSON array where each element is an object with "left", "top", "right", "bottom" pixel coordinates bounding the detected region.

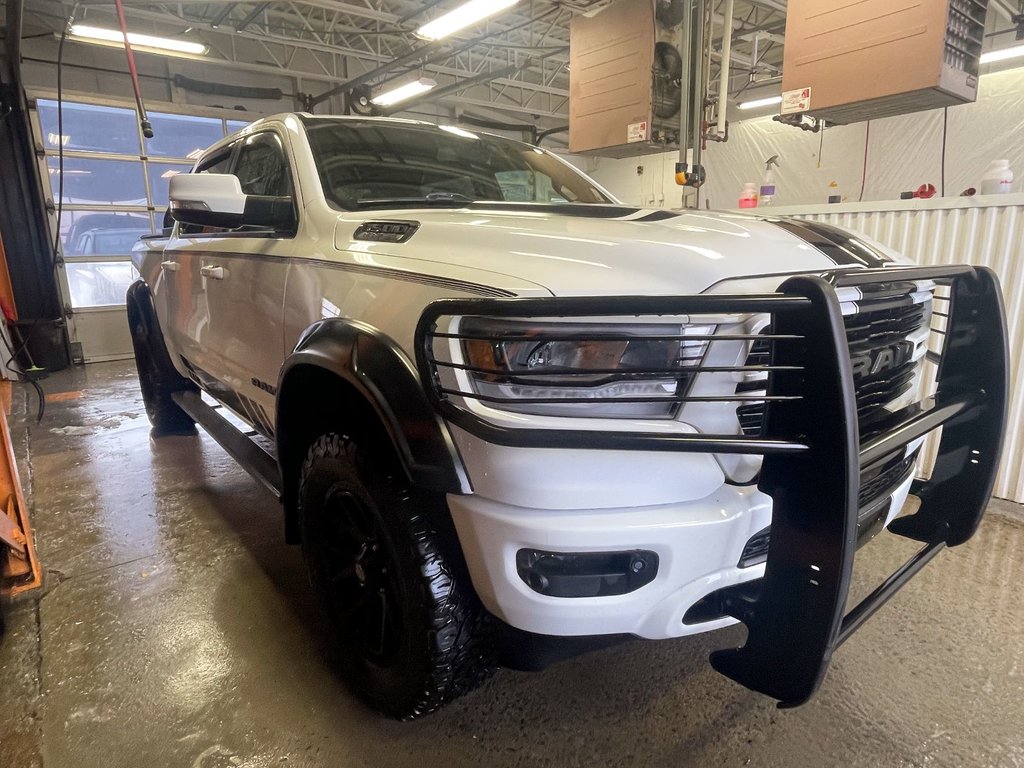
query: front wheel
[{"left": 298, "top": 432, "right": 494, "bottom": 719}]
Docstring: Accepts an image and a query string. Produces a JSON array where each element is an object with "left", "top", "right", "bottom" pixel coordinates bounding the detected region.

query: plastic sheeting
[{"left": 571, "top": 67, "right": 1024, "bottom": 210}]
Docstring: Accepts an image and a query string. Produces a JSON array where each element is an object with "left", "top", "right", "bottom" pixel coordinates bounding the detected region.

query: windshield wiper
[{"left": 354, "top": 191, "right": 476, "bottom": 207}]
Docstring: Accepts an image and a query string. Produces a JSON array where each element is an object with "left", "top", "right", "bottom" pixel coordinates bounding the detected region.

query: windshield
[{"left": 301, "top": 118, "right": 613, "bottom": 210}]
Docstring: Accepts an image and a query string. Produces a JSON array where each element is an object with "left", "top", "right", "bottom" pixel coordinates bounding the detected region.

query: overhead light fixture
[
  {"left": 371, "top": 77, "right": 437, "bottom": 107},
  {"left": 980, "top": 44, "right": 1024, "bottom": 64},
  {"left": 68, "top": 24, "right": 208, "bottom": 56},
  {"left": 738, "top": 95, "right": 782, "bottom": 110},
  {"left": 416, "top": 0, "right": 520, "bottom": 41},
  {"left": 439, "top": 125, "right": 479, "bottom": 139}
]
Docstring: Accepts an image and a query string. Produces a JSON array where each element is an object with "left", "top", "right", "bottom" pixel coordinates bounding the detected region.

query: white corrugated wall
[{"left": 786, "top": 198, "right": 1024, "bottom": 503}]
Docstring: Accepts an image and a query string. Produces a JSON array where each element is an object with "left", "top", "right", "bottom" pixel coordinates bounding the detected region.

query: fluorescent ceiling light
[
  {"left": 371, "top": 77, "right": 437, "bottom": 107},
  {"left": 738, "top": 95, "right": 782, "bottom": 110},
  {"left": 69, "top": 24, "right": 208, "bottom": 55},
  {"left": 980, "top": 44, "right": 1024, "bottom": 64},
  {"left": 439, "top": 125, "right": 479, "bottom": 139},
  {"left": 416, "top": 0, "right": 520, "bottom": 41}
]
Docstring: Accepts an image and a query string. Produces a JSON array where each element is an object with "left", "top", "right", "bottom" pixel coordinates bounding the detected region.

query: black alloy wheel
[{"left": 317, "top": 485, "right": 404, "bottom": 667}]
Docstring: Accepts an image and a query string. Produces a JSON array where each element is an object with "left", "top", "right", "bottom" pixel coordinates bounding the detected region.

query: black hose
[
  {"left": 457, "top": 116, "right": 539, "bottom": 144},
  {"left": 537, "top": 125, "right": 568, "bottom": 144}
]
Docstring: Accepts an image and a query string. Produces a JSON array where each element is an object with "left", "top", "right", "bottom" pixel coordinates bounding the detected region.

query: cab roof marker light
[
  {"left": 415, "top": 0, "right": 521, "bottom": 41},
  {"left": 371, "top": 78, "right": 437, "bottom": 107},
  {"left": 980, "top": 44, "right": 1024, "bottom": 64},
  {"left": 737, "top": 95, "right": 782, "bottom": 111},
  {"left": 69, "top": 24, "right": 208, "bottom": 55}
]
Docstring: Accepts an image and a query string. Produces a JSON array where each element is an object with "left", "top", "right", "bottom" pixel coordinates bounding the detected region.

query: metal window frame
[{"left": 415, "top": 264, "right": 1009, "bottom": 708}]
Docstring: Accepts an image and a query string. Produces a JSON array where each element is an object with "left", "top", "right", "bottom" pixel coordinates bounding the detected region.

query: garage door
[{"left": 30, "top": 97, "right": 248, "bottom": 362}]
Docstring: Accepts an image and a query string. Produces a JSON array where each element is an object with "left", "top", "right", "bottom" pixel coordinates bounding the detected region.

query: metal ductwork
[
  {"left": 656, "top": 0, "right": 687, "bottom": 28},
  {"left": 653, "top": 41, "right": 683, "bottom": 119}
]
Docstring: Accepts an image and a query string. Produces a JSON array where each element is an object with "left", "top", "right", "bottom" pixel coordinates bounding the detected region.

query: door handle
[
  {"left": 160, "top": 260, "right": 180, "bottom": 272},
  {"left": 200, "top": 265, "right": 228, "bottom": 280}
]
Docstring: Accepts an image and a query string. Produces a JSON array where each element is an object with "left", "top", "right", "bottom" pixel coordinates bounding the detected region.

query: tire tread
[{"left": 299, "top": 433, "right": 494, "bottom": 719}]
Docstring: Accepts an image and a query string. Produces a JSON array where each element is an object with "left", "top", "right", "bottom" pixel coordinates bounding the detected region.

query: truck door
[
  {"left": 159, "top": 146, "right": 235, "bottom": 373},
  {"left": 183, "top": 131, "right": 296, "bottom": 434}
]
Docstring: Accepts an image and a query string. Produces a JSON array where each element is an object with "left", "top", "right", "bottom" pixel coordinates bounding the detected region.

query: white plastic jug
[{"left": 981, "top": 160, "right": 1014, "bottom": 195}]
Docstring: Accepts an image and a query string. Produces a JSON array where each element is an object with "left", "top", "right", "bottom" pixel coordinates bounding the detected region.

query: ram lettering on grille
[{"left": 736, "top": 280, "right": 935, "bottom": 510}]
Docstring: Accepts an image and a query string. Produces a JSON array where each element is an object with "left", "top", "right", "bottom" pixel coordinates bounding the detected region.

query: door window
[{"left": 233, "top": 133, "right": 293, "bottom": 197}]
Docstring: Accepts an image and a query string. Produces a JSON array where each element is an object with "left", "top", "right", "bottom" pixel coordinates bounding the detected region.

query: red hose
[{"left": 113, "top": 0, "right": 153, "bottom": 137}]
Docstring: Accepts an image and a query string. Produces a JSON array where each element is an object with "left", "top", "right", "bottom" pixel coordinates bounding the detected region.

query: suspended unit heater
[
  {"left": 569, "top": 0, "right": 684, "bottom": 157},
  {"left": 781, "top": 0, "right": 990, "bottom": 124}
]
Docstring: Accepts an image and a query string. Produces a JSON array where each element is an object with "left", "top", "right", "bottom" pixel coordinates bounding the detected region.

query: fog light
[
  {"left": 738, "top": 526, "right": 771, "bottom": 568},
  {"left": 516, "top": 549, "right": 659, "bottom": 598}
]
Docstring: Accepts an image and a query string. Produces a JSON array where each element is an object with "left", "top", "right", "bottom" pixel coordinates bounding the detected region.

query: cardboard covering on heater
[
  {"left": 781, "top": 0, "right": 988, "bottom": 125},
  {"left": 569, "top": 0, "right": 663, "bottom": 157}
]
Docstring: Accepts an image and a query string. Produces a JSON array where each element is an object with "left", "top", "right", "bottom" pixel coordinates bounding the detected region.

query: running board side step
[{"left": 172, "top": 390, "right": 282, "bottom": 498}]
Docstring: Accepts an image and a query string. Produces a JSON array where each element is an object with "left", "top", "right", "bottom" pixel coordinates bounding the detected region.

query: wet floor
[{"left": 1, "top": 359, "right": 1022, "bottom": 768}]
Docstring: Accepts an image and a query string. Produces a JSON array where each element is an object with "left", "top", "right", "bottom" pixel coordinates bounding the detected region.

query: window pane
[
  {"left": 65, "top": 261, "right": 139, "bottom": 308},
  {"left": 145, "top": 113, "right": 224, "bottom": 159},
  {"left": 234, "top": 134, "right": 292, "bottom": 196},
  {"left": 37, "top": 99, "right": 141, "bottom": 154},
  {"left": 46, "top": 157, "right": 147, "bottom": 205},
  {"left": 59, "top": 211, "right": 152, "bottom": 256},
  {"left": 227, "top": 119, "right": 251, "bottom": 134},
  {"left": 303, "top": 119, "right": 610, "bottom": 209},
  {"left": 147, "top": 162, "right": 192, "bottom": 207},
  {"left": 495, "top": 170, "right": 564, "bottom": 202}
]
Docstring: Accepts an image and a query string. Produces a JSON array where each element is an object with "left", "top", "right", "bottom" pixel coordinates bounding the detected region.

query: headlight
[{"left": 456, "top": 317, "right": 714, "bottom": 418}]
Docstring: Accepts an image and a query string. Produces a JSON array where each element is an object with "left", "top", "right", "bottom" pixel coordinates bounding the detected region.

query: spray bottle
[{"left": 760, "top": 155, "right": 780, "bottom": 206}]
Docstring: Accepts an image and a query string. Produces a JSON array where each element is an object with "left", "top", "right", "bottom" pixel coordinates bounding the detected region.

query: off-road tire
[
  {"left": 298, "top": 432, "right": 494, "bottom": 719},
  {"left": 126, "top": 285, "right": 198, "bottom": 437}
]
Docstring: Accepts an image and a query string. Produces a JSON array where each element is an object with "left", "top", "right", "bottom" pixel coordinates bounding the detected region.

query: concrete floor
[{"left": 1, "top": 360, "right": 1023, "bottom": 768}]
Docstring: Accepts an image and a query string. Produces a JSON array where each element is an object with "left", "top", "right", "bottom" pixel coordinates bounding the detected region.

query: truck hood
[{"left": 334, "top": 204, "right": 899, "bottom": 296}]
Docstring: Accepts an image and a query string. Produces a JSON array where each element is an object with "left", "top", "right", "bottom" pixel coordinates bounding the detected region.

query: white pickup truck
[{"left": 131, "top": 113, "right": 1008, "bottom": 719}]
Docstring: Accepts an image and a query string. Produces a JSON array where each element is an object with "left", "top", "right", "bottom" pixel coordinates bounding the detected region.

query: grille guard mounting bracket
[{"left": 414, "top": 265, "right": 1009, "bottom": 708}]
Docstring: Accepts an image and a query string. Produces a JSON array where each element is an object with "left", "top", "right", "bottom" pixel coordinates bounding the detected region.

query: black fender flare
[
  {"left": 126, "top": 279, "right": 194, "bottom": 385},
  {"left": 275, "top": 318, "right": 470, "bottom": 516},
  {"left": 126, "top": 279, "right": 157, "bottom": 338}
]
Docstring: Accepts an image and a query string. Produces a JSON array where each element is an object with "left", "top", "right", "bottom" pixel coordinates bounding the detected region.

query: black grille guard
[{"left": 414, "top": 265, "right": 1009, "bottom": 708}]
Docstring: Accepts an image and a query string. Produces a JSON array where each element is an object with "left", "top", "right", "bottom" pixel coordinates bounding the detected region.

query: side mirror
[{"left": 169, "top": 173, "right": 294, "bottom": 232}]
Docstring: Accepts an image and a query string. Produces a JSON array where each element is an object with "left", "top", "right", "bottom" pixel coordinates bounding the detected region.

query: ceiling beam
[
  {"left": 235, "top": 3, "right": 270, "bottom": 32},
  {"left": 77, "top": 0, "right": 402, "bottom": 25},
  {"left": 308, "top": 6, "right": 560, "bottom": 106},
  {"left": 29, "top": 0, "right": 568, "bottom": 99}
]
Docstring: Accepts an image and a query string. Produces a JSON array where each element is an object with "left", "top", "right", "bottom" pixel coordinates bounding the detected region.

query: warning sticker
[
  {"left": 781, "top": 87, "right": 811, "bottom": 114},
  {"left": 627, "top": 121, "right": 649, "bottom": 143}
]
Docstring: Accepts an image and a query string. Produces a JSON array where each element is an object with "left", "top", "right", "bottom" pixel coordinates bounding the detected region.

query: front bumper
[
  {"left": 415, "top": 265, "right": 1009, "bottom": 708},
  {"left": 446, "top": 467, "right": 916, "bottom": 640}
]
